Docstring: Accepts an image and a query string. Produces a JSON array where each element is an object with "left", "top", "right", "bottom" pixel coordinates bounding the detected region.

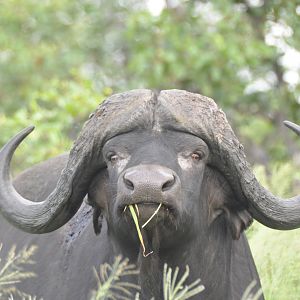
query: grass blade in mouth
[
  {"left": 134, "top": 204, "right": 140, "bottom": 217},
  {"left": 142, "top": 203, "right": 162, "bottom": 229},
  {"left": 128, "top": 205, "right": 153, "bottom": 258}
]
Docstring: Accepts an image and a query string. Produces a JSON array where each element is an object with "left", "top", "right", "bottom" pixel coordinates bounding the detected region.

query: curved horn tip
[
  {"left": 14, "top": 126, "right": 35, "bottom": 142},
  {"left": 23, "top": 125, "right": 35, "bottom": 135},
  {"left": 0, "top": 126, "right": 35, "bottom": 161},
  {"left": 284, "top": 120, "right": 300, "bottom": 136}
]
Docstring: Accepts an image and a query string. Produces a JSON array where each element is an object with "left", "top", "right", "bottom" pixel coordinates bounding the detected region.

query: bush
[{"left": 0, "top": 76, "right": 108, "bottom": 172}]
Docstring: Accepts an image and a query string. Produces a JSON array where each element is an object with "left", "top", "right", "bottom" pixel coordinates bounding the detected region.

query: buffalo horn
[
  {"left": 241, "top": 121, "right": 300, "bottom": 229},
  {"left": 0, "top": 89, "right": 155, "bottom": 233},
  {"left": 158, "top": 90, "right": 300, "bottom": 230},
  {"left": 0, "top": 126, "right": 89, "bottom": 233}
]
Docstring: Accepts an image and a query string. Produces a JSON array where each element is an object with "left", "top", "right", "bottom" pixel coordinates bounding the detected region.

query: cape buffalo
[{"left": 0, "top": 89, "right": 299, "bottom": 299}]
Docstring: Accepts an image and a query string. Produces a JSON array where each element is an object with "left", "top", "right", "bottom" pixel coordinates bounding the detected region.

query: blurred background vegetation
[{"left": 0, "top": 0, "right": 300, "bottom": 299}]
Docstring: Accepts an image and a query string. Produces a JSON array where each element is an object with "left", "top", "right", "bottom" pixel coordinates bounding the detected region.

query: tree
[{"left": 1, "top": 1, "right": 300, "bottom": 166}]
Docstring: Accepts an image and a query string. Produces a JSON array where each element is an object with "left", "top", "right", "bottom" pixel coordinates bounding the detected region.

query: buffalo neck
[{"left": 107, "top": 216, "right": 234, "bottom": 300}]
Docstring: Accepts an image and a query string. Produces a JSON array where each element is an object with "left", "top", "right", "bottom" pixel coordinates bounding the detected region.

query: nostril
[
  {"left": 124, "top": 177, "right": 134, "bottom": 190},
  {"left": 162, "top": 175, "right": 176, "bottom": 191}
]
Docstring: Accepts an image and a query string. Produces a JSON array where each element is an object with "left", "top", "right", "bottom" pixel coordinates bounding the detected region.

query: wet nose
[{"left": 123, "top": 165, "right": 176, "bottom": 193}]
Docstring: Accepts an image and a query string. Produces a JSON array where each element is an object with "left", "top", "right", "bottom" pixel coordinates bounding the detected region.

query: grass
[
  {"left": 0, "top": 244, "right": 264, "bottom": 300},
  {"left": 90, "top": 256, "right": 205, "bottom": 300},
  {"left": 90, "top": 258, "right": 262, "bottom": 300},
  {"left": 128, "top": 205, "right": 153, "bottom": 257},
  {"left": 0, "top": 243, "right": 40, "bottom": 300},
  {"left": 248, "top": 223, "right": 300, "bottom": 300},
  {"left": 162, "top": 264, "right": 204, "bottom": 300},
  {"left": 90, "top": 256, "right": 140, "bottom": 300},
  {"left": 247, "top": 162, "right": 300, "bottom": 300}
]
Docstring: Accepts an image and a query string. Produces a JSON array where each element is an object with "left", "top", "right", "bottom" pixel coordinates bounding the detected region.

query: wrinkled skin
[
  {"left": 1, "top": 154, "right": 109, "bottom": 300},
  {"left": 88, "top": 129, "right": 261, "bottom": 299},
  {"left": 103, "top": 131, "right": 208, "bottom": 248},
  {"left": 0, "top": 130, "right": 262, "bottom": 299}
]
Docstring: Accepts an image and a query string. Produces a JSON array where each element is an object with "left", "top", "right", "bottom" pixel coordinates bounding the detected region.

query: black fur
[{"left": 0, "top": 130, "right": 262, "bottom": 299}]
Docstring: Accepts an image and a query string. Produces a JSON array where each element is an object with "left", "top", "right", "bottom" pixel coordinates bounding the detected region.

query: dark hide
[
  {"left": 0, "top": 133, "right": 262, "bottom": 299},
  {"left": 1, "top": 155, "right": 113, "bottom": 300}
]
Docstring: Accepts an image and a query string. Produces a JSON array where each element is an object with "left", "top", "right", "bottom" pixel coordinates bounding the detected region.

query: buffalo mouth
[
  {"left": 119, "top": 201, "right": 176, "bottom": 227},
  {"left": 119, "top": 201, "right": 178, "bottom": 257}
]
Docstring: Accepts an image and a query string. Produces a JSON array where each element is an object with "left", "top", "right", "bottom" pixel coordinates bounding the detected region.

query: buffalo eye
[
  {"left": 191, "top": 152, "right": 203, "bottom": 161},
  {"left": 110, "top": 155, "right": 119, "bottom": 163},
  {"left": 107, "top": 153, "right": 119, "bottom": 163}
]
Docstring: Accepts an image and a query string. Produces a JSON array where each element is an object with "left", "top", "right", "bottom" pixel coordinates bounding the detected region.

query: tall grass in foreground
[
  {"left": 162, "top": 264, "right": 204, "bottom": 300},
  {"left": 90, "top": 256, "right": 140, "bottom": 300},
  {"left": 5, "top": 162, "right": 299, "bottom": 299},
  {"left": 0, "top": 244, "right": 262, "bottom": 299},
  {"left": 0, "top": 243, "right": 41, "bottom": 300},
  {"left": 248, "top": 162, "right": 300, "bottom": 300},
  {"left": 90, "top": 256, "right": 261, "bottom": 300},
  {"left": 89, "top": 256, "right": 205, "bottom": 300}
]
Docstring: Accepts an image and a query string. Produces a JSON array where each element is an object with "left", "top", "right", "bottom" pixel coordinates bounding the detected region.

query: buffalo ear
[
  {"left": 205, "top": 167, "right": 253, "bottom": 240},
  {"left": 92, "top": 207, "right": 103, "bottom": 235},
  {"left": 222, "top": 206, "right": 253, "bottom": 240},
  {"left": 87, "top": 170, "right": 109, "bottom": 235}
]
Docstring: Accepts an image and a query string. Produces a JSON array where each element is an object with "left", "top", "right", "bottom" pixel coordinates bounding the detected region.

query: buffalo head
[
  {"left": 1, "top": 90, "right": 300, "bottom": 298},
  {"left": 89, "top": 129, "right": 213, "bottom": 252}
]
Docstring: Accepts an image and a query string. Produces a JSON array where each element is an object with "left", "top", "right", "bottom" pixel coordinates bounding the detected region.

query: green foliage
[
  {"left": 253, "top": 162, "right": 300, "bottom": 198},
  {"left": 0, "top": 75, "right": 106, "bottom": 171},
  {"left": 237, "top": 116, "right": 274, "bottom": 145},
  {"left": 1, "top": 0, "right": 300, "bottom": 167},
  {"left": 1, "top": 0, "right": 299, "bottom": 186},
  {"left": 125, "top": 3, "right": 273, "bottom": 97},
  {"left": 1, "top": 1, "right": 300, "bottom": 299},
  {"left": 0, "top": 243, "right": 39, "bottom": 299},
  {"left": 0, "top": 0, "right": 129, "bottom": 113},
  {"left": 248, "top": 162, "right": 300, "bottom": 299},
  {"left": 249, "top": 223, "right": 300, "bottom": 300}
]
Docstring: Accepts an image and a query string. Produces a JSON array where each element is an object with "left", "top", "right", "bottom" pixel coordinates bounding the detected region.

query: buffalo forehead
[
  {"left": 155, "top": 89, "right": 221, "bottom": 135},
  {"left": 91, "top": 89, "right": 156, "bottom": 142},
  {"left": 90, "top": 89, "right": 229, "bottom": 143}
]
